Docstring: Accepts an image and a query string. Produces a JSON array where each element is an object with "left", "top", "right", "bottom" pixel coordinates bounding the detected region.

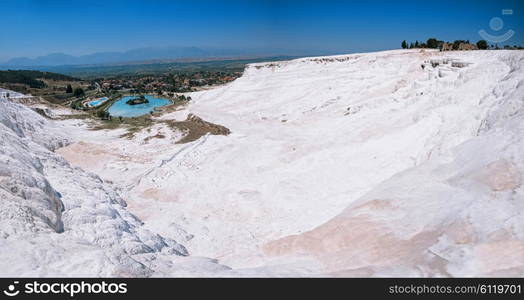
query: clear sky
[{"left": 1, "top": 0, "right": 523, "bottom": 62}]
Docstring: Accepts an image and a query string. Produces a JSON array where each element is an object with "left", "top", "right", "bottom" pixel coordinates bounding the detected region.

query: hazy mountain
[
  {"left": 2, "top": 46, "right": 328, "bottom": 67},
  {"left": 6, "top": 53, "right": 79, "bottom": 66}
]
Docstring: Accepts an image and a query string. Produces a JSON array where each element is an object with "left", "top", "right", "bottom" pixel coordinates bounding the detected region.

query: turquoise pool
[
  {"left": 88, "top": 97, "right": 108, "bottom": 107},
  {"left": 108, "top": 95, "right": 172, "bottom": 117}
]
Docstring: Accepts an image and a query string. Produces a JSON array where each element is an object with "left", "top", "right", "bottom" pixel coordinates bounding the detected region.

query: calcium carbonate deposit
[{"left": 2, "top": 49, "right": 524, "bottom": 276}]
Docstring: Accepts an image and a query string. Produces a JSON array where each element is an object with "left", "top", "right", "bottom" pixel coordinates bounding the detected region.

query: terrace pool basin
[
  {"left": 107, "top": 95, "right": 172, "bottom": 117},
  {"left": 88, "top": 97, "right": 108, "bottom": 107}
]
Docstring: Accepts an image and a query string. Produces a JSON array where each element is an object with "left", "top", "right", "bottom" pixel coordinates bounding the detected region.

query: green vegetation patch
[{"left": 0, "top": 70, "right": 80, "bottom": 88}]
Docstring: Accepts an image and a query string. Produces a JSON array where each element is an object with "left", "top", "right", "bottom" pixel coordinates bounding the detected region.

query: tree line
[
  {"left": 0, "top": 70, "right": 80, "bottom": 89},
  {"left": 401, "top": 38, "right": 494, "bottom": 50}
]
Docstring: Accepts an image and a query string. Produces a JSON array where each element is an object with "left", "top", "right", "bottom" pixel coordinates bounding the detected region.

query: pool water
[
  {"left": 108, "top": 95, "right": 172, "bottom": 117},
  {"left": 88, "top": 97, "right": 108, "bottom": 107}
]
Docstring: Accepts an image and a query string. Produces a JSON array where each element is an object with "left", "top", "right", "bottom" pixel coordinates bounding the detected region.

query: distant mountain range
[{"left": 1, "top": 46, "right": 330, "bottom": 67}]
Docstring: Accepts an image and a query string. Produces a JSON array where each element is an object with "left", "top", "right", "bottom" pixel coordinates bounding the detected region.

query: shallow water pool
[
  {"left": 107, "top": 95, "right": 172, "bottom": 117},
  {"left": 88, "top": 97, "right": 108, "bottom": 107}
]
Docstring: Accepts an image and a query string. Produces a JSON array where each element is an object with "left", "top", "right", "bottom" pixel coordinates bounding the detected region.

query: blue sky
[{"left": 1, "top": 0, "right": 523, "bottom": 61}]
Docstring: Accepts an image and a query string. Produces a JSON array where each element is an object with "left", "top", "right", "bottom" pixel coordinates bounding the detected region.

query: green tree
[
  {"left": 96, "top": 110, "right": 110, "bottom": 119},
  {"left": 414, "top": 41, "right": 420, "bottom": 48},
  {"left": 452, "top": 40, "right": 465, "bottom": 50},
  {"left": 401, "top": 40, "right": 407, "bottom": 49},
  {"left": 426, "top": 38, "right": 439, "bottom": 49},
  {"left": 73, "top": 87, "right": 84, "bottom": 97},
  {"left": 66, "top": 84, "right": 73, "bottom": 93},
  {"left": 476, "top": 40, "right": 488, "bottom": 50}
]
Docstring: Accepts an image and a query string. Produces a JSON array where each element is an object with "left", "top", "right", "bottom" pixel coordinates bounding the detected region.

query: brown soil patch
[
  {"left": 143, "top": 133, "right": 166, "bottom": 143},
  {"left": 164, "top": 113, "right": 230, "bottom": 144}
]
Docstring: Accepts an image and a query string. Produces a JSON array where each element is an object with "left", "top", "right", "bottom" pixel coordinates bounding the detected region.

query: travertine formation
[{"left": 2, "top": 49, "right": 524, "bottom": 276}]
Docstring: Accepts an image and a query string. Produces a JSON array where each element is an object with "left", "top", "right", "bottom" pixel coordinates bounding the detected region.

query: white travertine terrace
[{"left": 2, "top": 49, "right": 524, "bottom": 276}]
